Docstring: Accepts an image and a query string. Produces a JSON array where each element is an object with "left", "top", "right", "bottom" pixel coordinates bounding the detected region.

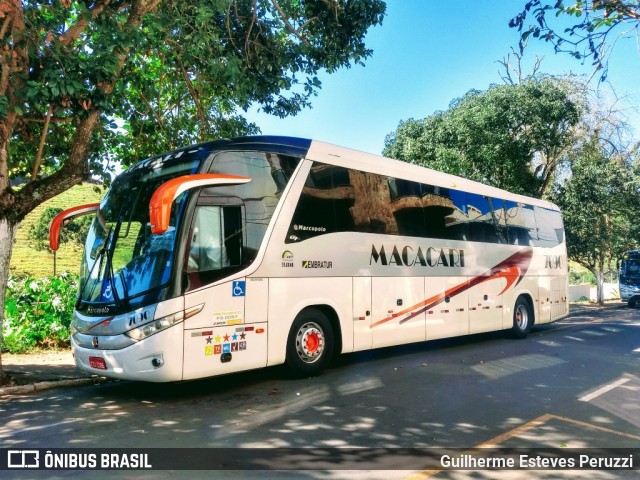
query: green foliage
[
  {"left": 383, "top": 77, "right": 583, "bottom": 198},
  {"left": 510, "top": 1, "right": 640, "bottom": 81},
  {"left": 11, "top": 183, "right": 104, "bottom": 278},
  {"left": 551, "top": 137, "right": 640, "bottom": 280},
  {"left": 114, "top": 0, "right": 387, "bottom": 159},
  {"left": 4, "top": 1, "right": 387, "bottom": 180},
  {"left": 569, "top": 263, "right": 596, "bottom": 285},
  {"left": 28, "top": 207, "right": 93, "bottom": 252},
  {"left": 2, "top": 274, "right": 78, "bottom": 353}
]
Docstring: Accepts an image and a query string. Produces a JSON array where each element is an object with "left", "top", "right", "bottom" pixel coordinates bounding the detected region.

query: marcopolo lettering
[{"left": 370, "top": 244, "right": 464, "bottom": 268}]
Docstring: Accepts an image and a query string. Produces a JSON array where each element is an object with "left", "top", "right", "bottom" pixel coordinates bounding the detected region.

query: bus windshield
[
  {"left": 79, "top": 151, "right": 203, "bottom": 305},
  {"left": 621, "top": 255, "right": 640, "bottom": 279}
]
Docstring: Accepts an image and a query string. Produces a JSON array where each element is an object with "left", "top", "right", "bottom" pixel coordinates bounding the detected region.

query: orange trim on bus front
[
  {"left": 148, "top": 174, "right": 251, "bottom": 234},
  {"left": 49, "top": 203, "right": 100, "bottom": 251}
]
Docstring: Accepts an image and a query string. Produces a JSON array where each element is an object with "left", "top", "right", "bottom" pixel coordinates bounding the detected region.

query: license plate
[{"left": 89, "top": 357, "right": 107, "bottom": 370}]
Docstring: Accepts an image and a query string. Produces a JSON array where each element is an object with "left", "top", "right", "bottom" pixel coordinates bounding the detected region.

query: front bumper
[{"left": 71, "top": 324, "right": 184, "bottom": 382}]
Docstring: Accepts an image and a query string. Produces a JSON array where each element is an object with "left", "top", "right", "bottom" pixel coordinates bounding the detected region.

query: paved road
[{"left": 1, "top": 305, "right": 639, "bottom": 479}]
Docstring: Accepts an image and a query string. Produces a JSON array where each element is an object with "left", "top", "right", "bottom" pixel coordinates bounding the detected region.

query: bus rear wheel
[
  {"left": 286, "top": 308, "right": 334, "bottom": 377},
  {"left": 511, "top": 297, "right": 533, "bottom": 339}
]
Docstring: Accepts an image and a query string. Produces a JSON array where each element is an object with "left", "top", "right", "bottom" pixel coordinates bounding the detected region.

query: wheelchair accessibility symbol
[{"left": 232, "top": 280, "right": 245, "bottom": 297}]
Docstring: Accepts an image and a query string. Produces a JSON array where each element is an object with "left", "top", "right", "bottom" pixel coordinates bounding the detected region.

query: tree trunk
[
  {"left": 0, "top": 217, "right": 19, "bottom": 383},
  {"left": 595, "top": 270, "right": 605, "bottom": 306}
]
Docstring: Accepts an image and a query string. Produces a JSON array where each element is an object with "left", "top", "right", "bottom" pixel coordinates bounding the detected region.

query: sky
[{"left": 247, "top": 0, "right": 640, "bottom": 156}]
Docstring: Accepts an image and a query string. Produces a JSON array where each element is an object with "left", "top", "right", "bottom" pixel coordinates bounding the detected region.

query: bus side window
[
  {"left": 533, "top": 206, "right": 564, "bottom": 247},
  {"left": 465, "top": 193, "right": 501, "bottom": 243},
  {"left": 504, "top": 201, "right": 538, "bottom": 246},
  {"left": 286, "top": 163, "right": 360, "bottom": 243},
  {"left": 186, "top": 205, "right": 243, "bottom": 283}
]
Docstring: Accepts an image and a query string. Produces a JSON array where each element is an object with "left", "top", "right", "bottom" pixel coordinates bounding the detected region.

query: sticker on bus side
[
  {"left": 232, "top": 281, "right": 245, "bottom": 297},
  {"left": 213, "top": 311, "right": 242, "bottom": 325}
]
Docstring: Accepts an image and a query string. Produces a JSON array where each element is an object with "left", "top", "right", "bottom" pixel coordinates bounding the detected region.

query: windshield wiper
[
  {"left": 104, "top": 248, "right": 122, "bottom": 309},
  {"left": 102, "top": 218, "right": 126, "bottom": 309},
  {"left": 79, "top": 225, "right": 123, "bottom": 309},
  {"left": 78, "top": 243, "right": 108, "bottom": 305}
]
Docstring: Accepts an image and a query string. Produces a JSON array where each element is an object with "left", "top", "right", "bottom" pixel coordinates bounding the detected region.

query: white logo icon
[{"left": 8, "top": 450, "right": 39, "bottom": 468}]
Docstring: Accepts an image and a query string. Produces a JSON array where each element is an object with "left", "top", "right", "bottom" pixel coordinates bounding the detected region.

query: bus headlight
[{"left": 126, "top": 312, "right": 184, "bottom": 341}]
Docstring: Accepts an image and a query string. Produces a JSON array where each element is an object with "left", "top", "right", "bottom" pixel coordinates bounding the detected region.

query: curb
[{"left": 0, "top": 376, "right": 110, "bottom": 397}]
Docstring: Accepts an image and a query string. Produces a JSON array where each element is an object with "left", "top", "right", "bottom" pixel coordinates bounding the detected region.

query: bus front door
[{"left": 181, "top": 201, "right": 268, "bottom": 380}]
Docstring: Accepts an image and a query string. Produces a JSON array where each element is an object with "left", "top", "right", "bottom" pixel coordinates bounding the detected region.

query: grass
[{"left": 10, "top": 183, "right": 105, "bottom": 278}]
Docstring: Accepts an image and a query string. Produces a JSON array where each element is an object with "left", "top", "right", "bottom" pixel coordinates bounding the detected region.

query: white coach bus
[{"left": 50, "top": 136, "right": 569, "bottom": 382}]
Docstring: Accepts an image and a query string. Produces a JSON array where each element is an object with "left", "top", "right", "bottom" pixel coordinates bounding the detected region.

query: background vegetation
[
  {"left": 2, "top": 183, "right": 103, "bottom": 353},
  {"left": 3, "top": 274, "right": 78, "bottom": 353},
  {"left": 10, "top": 183, "right": 103, "bottom": 278}
]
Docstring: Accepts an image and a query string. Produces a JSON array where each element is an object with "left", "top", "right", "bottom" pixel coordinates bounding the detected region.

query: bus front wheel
[
  {"left": 286, "top": 308, "right": 334, "bottom": 377},
  {"left": 511, "top": 297, "right": 533, "bottom": 339}
]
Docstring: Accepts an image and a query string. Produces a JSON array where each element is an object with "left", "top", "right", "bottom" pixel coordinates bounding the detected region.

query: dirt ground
[
  {"left": 0, "top": 350, "right": 77, "bottom": 388},
  {"left": 2, "top": 349, "right": 74, "bottom": 366}
]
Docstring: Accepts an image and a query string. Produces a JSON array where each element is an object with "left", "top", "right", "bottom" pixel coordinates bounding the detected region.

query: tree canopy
[
  {"left": 551, "top": 136, "right": 640, "bottom": 303},
  {"left": 383, "top": 77, "right": 583, "bottom": 198},
  {"left": 1, "top": 0, "right": 386, "bottom": 223},
  {"left": 510, "top": 1, "right": 640, "bottom": 81}
]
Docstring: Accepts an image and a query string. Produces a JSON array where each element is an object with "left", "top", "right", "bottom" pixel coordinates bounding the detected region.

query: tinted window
[
  {"left": 444, "top": 190, "right": 470, "bottom": 241},
  {"left": 464, "top": 194, "right": 503, "bottom": 243},
  {"left": 421, "top": 184, "right": 460, "bottom": 240},
  {"left": 286, "top": 164, "right": 361, "bottom": 243},
  {"left": 534, "top": 206, "right": 564, "bottom": 247},
  {"left": 388, "top": 178, "right": 423, "bottom": 201},
  {"left": 387, "top": 179, "right": 467, "bottom": 240},
  {"left": 622, "top": 256, "right": 640, "bottom": 276},
  {"left": 208, "top": 151, "right": 301, "bottom": 251},
  {"left": 504, "top": 200, "right": 538, "bottom": 246},
  {"left": 286, "top": 161, "right": 563, "bottom": 248},
  {"left": 388, "top": 179, "right": 427, "bottom": 237}
]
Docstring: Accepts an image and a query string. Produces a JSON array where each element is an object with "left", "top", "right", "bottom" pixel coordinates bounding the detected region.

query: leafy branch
[{"left": 510, "top": 0, "right": 640, "bottom": 82}]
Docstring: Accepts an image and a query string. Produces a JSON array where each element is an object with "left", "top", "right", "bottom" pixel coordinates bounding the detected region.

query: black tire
[
  {"left": 286, "top": 308, "right": 334, "bottom": 377},
  {"left": 511, "top": 296, "right": 533, "bottom": 339},
  {"left": 628, "top": 299, "right": 636, "bottom": 308}
]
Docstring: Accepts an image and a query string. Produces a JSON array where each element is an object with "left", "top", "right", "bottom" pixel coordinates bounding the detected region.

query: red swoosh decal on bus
[{"left": 370, "top": 248, "right": 533, "bottom": 328}]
